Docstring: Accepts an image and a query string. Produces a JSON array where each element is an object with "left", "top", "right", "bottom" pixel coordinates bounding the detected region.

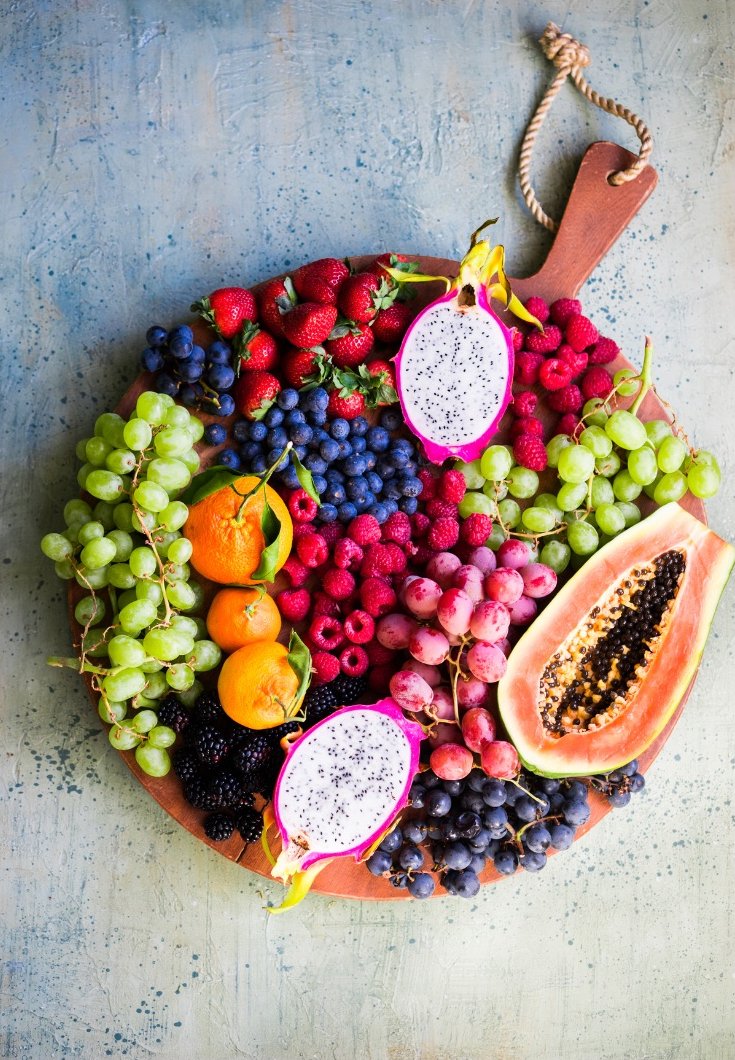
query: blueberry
[
  {"left": 311, "top": 474, "right": 327, "bottom": 495},
  {"left": 376, "top": 458, "right": 395, "bottom": 479},
  {"left": 343, "top": 454, "right": 368, "bottom": 477},
  {"left": 317, "top": 503, "right": 338, "bottom": 523},
  {"left": 302, "top": 386, "right": 329, "bottom": 412},
  {"left": 141, "top": 347, "right": 165, "bottom": 372},
  {"left": 264, "top": 406, "right": 284, "bottom": 427},
  {"left": 320, "top": 438, "right": 341, "bottom": 463},
  {"left": 229, "top": 419, "right": 247, "bottom": 443},
  {"left": 382, "top": 499, "right": 399, "bottom": 515},
  {"left": 239, "top": 441, "right": 263, "bottom": 463},
  {"left": 362, "top": 450, "right": 377, "bottom": 471},
  {"left": 349, "top": 416, "right": 369, "bottom": 437},
  {"left": 426, "top": 790, "right": 452, "bottom": 818},
  {"left": 389, "top": 448, "right": 410, "bottom": 469},
  {"left": 548, "top": 823, "right": 575, "bottom": 851},
  {"left": 367, "top": 503, "right": 389, "bottom": 524},
  {"left": 219, "top": 448, "right": 241, "bottom": 469},
  {"left": 350, "top": 436, "right": 366, "bottom": 454},
  {"left": 310, "top": 428, "right": 330, "bottom": 447},
  {"left": 267, "top": 427, "right": 288, "bottom": 450},
  {"left": 289, "top": 423, "right": 313, "bottom": 446},
  {"left": 398, "top": 496, "right": 418, "bottom": 515},
  {"left": 345, "top": 477, "right": 369, "bottom": 500},
  {"left": 156, "top": 372, "right": 180, "bottom": 397},
  {"left": 398, "top": 844, "right": 424, "bottom": 872},
  {"left": 329, "top": 417, "right": 350, "bottom": 440},
  {"left": 285, "top": 409, "right": 306, "bottom": 427},
  {"left": 378, "top": 828, "right": 403, "bottom": 854},
  {"left": 493, "top": 848, "right": 519, "bottom": 875},
  {"left": 293, "top": 445, "right": 307, "bottom": 461},
  {"left": 278, "top": 466, "right": 301, "bottom": 490},
  {"left": 365, "top": 470, "right": 382, "bottom": 493},
  {"left": 399, "top": 475, "right": 422, "bottom": 497},
  {"left": 402, "top": 461, "right": 418, "bottom": 477},
  {"left": 366, "top": 850, "right": 392, "bottom": 876},
  {"left": 406, "top": 873, "right": 435, "bottom": 900},
  {"left": 249, "top": 421, "right": 268, "bottom": 442},
  {"left": 250, "top": 454, "right": 268, "bottom": 474},
  {"left": 207, "top": 340, "right": 231, "bottom": 364},
  {"left": 380, "top": 408, "right": 403, "bottom": 431},
  {"left": 366, "top": 426, "right": 390, "bottom": 452},
  {"left": 338, "top": 502, "right": 357, "bottom": 522},
  {"left": 393, "top": 437, "right": 413, "bottom": 452},
  {"left": 303, "top": 453, "right": 328, "bottom": 474},
  {"left": 325, "top": 468, "right": 345, "bottom": 484},
  {"left": 215, "top": 393, "right": 235, "bottom": 417},
  {"left": 336, "top": 439, "right": 354, "bottom": 459},
  {"left": 178, "top": 358, "right": 203, "bottom": 383},
  {"left": 323, "top": 484, "right": 346, "bottom": 506},
  {"left": 308, "top": 410, "right": 327, "bottom": 427},
  {"left": 204, "top": 423, "right": 227, "bottom": 446},
  {"left": 277, "top": 388, "right": 300, "bottom": 410},
  {"left": 360, "top": 490, "right": 376, "bottom": 508},
  {"left": 266, "top": 448, "right": 289, "bottom": 471},
  {"left": 146, "top": 325, "right": 168, "bottom": 348},
  {"left": 189, "top": 344, "right": 206, "bottom": 363}
]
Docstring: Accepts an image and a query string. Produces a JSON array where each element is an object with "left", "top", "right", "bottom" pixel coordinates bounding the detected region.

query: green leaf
[
  {"left": 180, "top": 465, "right": 240, "bottom": 507},
  {"left": 286, "top": 630, "right": 312, "bottom": 713},
  {"left": 292, "top": 451, "right": 321, "bottom": 506},
  {"left": 250, "top": 498, "right": 284, "bottom": 582}
]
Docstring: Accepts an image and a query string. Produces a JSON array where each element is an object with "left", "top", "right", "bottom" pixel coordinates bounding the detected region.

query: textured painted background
[{"left": 2, "top": 1, "right": 734, "bottom": 1057}]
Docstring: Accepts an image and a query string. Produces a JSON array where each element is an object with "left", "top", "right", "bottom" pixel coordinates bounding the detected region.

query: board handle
[{"left": 511, "top": 140, "right": 657, "bottom": 304}]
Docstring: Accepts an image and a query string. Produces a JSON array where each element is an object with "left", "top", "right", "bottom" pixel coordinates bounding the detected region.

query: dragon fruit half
[
  {"left": 389, "top": 220, "right": 541, "bottom": 464},
  {"left": 262, "top": 698, "right": 423, "bottom": 911}
]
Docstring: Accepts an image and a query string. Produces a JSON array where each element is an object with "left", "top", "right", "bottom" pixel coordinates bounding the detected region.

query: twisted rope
[{"left": 519, "top": 22, "right": 654, "bottom": 233}]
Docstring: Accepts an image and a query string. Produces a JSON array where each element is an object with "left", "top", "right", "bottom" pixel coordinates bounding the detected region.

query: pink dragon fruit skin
[
  {"left": 394, "top": 281, "right": 515, "bottom": 465},
  {"left": 270, "top": 698, "right": 423, "bottom": 884}
]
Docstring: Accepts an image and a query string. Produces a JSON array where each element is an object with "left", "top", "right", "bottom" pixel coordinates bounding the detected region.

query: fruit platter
[{"left": 41, "top": 143, "right": 733, "bottom": 908}]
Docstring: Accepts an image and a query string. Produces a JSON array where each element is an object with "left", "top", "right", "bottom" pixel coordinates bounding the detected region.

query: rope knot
[{"left": 540, "top": 22, "right": 591, "bottom": 70}]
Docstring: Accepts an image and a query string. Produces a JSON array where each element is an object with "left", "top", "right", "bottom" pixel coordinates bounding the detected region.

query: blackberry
[
  {"left": 241, "top": 764, "right": 280, "bottom": 800},
  {"left": 172, "top": 748, "right": 202, "bottom": 782},
  {"left": 183, "top": 775, "right": 211, "bottom": 810},
  {"left": 193, "top": 690, "right": 229, "bottom": 727},
  {"left": 330, "top": 673, "right": 369, "bottom": 704},
  {"left": 157, "top": 695, "right": 191, "bottom": 735},
  {"left": 267, "top": 720, "right": 301, "bottom": 746},
  {"left": 207, "top": 770, "right": 245, "bottom": 810},
  {"left": 235, "top": 806, "right": 263, "bottom": 843},
  {"left": 192, "top": 725, "right": 230, "bottom": 767},
  {"left": 204, "top": 813, "right": 235, "bottom": 842},
  {"left": 232, "top": 734, "right": 274, "bottom": 777},
  {"left": 304, "top": 684, "right": 339, "bottom": 729}
]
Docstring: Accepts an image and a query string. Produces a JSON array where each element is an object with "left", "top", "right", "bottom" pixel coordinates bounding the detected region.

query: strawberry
[
  {"left": 292, "top": 258, "right": 350, "bottom": 305},
  {"left": 338, "top": 273, "right": 397, "bottom": 323},
  {"left": 366, "top": 254, "right": 420, "bottom": 300},
  {"left": 324, "top": 320, "right": 374, "bottom": 369},
  {"left": 191, "top": 287, "right": 257, "bottom": 339},
  {"left": 335, "top": 361, "right": 397, "bottom": 408},
  {"left": 280, "top": 302, "right": 338, "bottom": 348},
  {"left": 282, "top": 347, "right": 332, "bottom": 389},
  {"left": 326, "top": 380, "right": 367, "bottom": 420},
  {"left": 372, "top": 302, "right": 413, "bottom": 344},
  {"left": 234, "top": 370, "right": 281, "bottom": 420},
  {"left": 234, "top": 322, "right": 279, "bottom": 373},
  {"left": 256, "top": 277, "right": 296, "bottom": 338}
]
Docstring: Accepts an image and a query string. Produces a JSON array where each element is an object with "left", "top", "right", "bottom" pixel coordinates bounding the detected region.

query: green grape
[
  {"left": 595, "top": 451, "right": 621, "bottom": 478},
  {"left": 64, "top": 499, "right": 92, "bottom": 525},
  {"left": 117, "top": 589, "right": 138, "bottom": 610},
  {"left": 180, "top": 449, "right": 201, "bottom": 476},
  {"left": 481, "top": 481, "right": 507, "bottom": 504},
  {"left": 118, "top": 599, "right": 158, "bottom": 634},
  {"left": 143, "top": 627, "right": 189, "bottom": 662},
  {"left": 135, "top": 392, "right": 168, "bottom": 425},
  {"left": 612, "top": 469, "right": 643, "bottom": 502},
  {"left": 123, "top": 417, "right": 153, "bottom": 451},
  {"left": 130, "top": 709, "right": 158, "bottom": 734},
  {"left": 135, "top": 580, "right": 164, "bottom": 606},
  {"left": 106, "top": 529, "right": 133, "bottom": 561},
  {"left": 691, "top": 449, "right": 717, "bottom": 467},
  {"left": 613, "top": 368, "right": 641, "bottom": 398},
  {"left": 167, "top": 581, "right": 197, "bottom": 611},
  {"left": 81, "top": 626, "right": 110, "bottom": 656},
  {"left": 92, "top": 501, "right": 117, "bottom": 530},
  {"left": 85, "top": 469, "right": 126, "bottom": 503},
  {"left": 595, "top": 503, "right": 626, "bottom": 536},
  {"left": 74, "top": 595, "right": 106, "bottom": 626},
  {"left": 75, "top": 565, "right": 110, "bottom": 590},
  {"left": 645, "top": 419, "right": 673, "bottom": 448},
  {"left": 642, "top": 472, "right": 663, "bottom": 500},
  {"left": 85, "top": 436, "right": 114, "bottom": 466},
  {"left": 76, "top": 462, "right": 93, "bottom": 490},
  {"left": 154, "top": 531, "right": 180, "bottom": 558},
  {"left": 159, "top": 501, "right": 189, "bottom": 532},
  {"left": 132, "top": 509, "right": 157, "bottom": 534},
  {"left": 113, "top": 503, "right": 135, "bottom": 532},
  {"left": 148, "top": 725, "right": 177, "bottom": 749},
  {"left": 79, "top": 536, "right": 117, "bottom": 570},
  {"left": 455, "top": 459, "right": 485, "bottom": 490},
  {"left": 176, "top": 681, "right": 202, "bottom": 708},
  {"left": 486, "top": 524, "right": 506, "bottom": 550},
  {"left": 146, "top": 458, "right": 191, "bottom": 492},
  {"left": 166, "top": 562, "right": 191, "bottom": 582},
  {"left": 99, "top": 699, "right": 127, "bottom": 724},
  {"left": 578, "top": 426, "right": 612, "bottom": 459},
  {"left": 605, "top": 410, "right": 647, "bottom": 451},
  {"left": 158, "top": 393, "right": 175, "bottom": 409},
  {"left": 546, "top": 434, "right": 573, "bottom": 468},
  {"left": 140, "top": 657, "right": 164, "bottom": 673},
  {"left": 187, "top": 417, "right": 205, "bottom": 444},
  {"left": 96, "top": 412, "right": 127, "bottom": 448},
  {"left": 496, "top": 498, "right": 521, "bottom": 528},
  {"left": 615, "top": 501, "right": 642, "bottom": 528},
  {"left": 188, "top": 581, "right": 206, "bottom": 611},
  {"left": 540, "top": 539, "right": 571, "bottom": 574},
  {"left": 566, "top": 519, "right": 599, "bottom": 556},
  {"left": 556, "top": 482, "right": 587, "bottom": 512},
  {"left": 506, "top": 466, "right": 539, "bottom": 499},
  {"left": 170, "top": 615, "right": 200, "bottom": 639},
  {"left": 590, "top": 477, "right": 614, "bottom": 508},
  {"left": 129, "top": 547, "right": 157, "bottom": 579},
  {"left": 63, "top": 525, "right": 81, "bottom": 546},
  {"left": 166, "top": 663, "right": 195, "bottom": 691},
  {"left": 154, "top": 426, "right": 192, "bottom": 459},
  {"left": 134, "top": 694, "right": 158, "bottom": 709},
  {"left": 108, "top": 563, "right": 137, "bottom": 589},
  {"left": 78, "top": 520, "right": 105, "bottom": 545},
  {"left": 109, "top": 725, "right": 142, "bottom": 751},
  {"left": 133, "top": 480, "right": 170, "bottom": 513},
  {"left": 106, "top": 448, "right": 137, "bottom": 475},
  {"left": 134, "top": 744, "right": 171, "bottom": 777},
  {"left": 656, "top": 435, "right": 688, "bottom": 473},
  {"left": 687, "top": 461, "right": 721, "bottom": 499},
  {"left": 164, "top": 405, "right": 192, "bottom": 429},
  {"left": 141, "top": 671, "right": 169, "bottom": 700},
  {"left": 521, "top": 507, "right": 556, "bottom": 534},
  {"left": 653, "top": 471, "right": 688, "bottom": 505},
  {"left": 480, "top": 445, "right": 513, "bottom": 482},
  {"left": 54, "top": 559, "right": 76, "bottom": 580},
  {"left": 102, "top": 667, "right": 147, "bottom": 702},
  {"left": 41, "top": 532, "right": 74, "bottom": 562},
  {"left": 75, "top": 437, "right": 91, "bottom": 461},
  {"left": 627, "top": 445, "right": 658, "bottom": 485},
  {"left": 581, "top": 398, "right": 609, "bottom": 428},
  {"left": 557, "top": 445, "right": 595, "bottom": 485},
  {"left": 189, "top": 640, "right": 222, "bottom": 672},
  {"left": 108, "top": 635, "right": 148, "bottom": 668},
  {"left": 458, "top": 491, "right": 495, "bottom": 518},
  {"left": 534, "top": 493, "right": 563, "bottom": 523}
]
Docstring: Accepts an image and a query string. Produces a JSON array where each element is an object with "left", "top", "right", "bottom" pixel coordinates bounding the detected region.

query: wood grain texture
[{"left": 3, "top": 2, "right": 734, "bottom": 1058}]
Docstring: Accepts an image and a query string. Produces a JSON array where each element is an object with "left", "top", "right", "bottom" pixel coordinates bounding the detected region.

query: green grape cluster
[{"left": 41, "top": 390, "right": 222, "bottom": 777}]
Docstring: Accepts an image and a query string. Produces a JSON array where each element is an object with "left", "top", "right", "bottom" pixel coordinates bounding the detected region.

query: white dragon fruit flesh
[{"left": 266, "top": 699, "right": 423, "bottom": 908}]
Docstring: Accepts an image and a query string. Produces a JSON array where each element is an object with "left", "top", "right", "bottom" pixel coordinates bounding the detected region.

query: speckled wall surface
[{"left": 2, "top": 1, "right": 734, "bottom": 1057}]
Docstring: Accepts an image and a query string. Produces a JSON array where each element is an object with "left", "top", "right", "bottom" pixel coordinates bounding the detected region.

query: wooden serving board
[{"left": 69, "top": 140, "right": 706, "bottom": 903}]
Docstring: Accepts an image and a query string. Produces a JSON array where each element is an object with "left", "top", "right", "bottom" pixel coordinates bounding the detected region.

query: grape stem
[
  {"left": 629, "top": 336, "right": 653, "bottom": 416},
  {"left": 446, "top": 636, "right": 471, "bottom": 725}
]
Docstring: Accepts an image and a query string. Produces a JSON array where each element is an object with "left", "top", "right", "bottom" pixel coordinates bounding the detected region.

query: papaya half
[{"left": 498, "top": 503, "right": 734, "bottom": 777}]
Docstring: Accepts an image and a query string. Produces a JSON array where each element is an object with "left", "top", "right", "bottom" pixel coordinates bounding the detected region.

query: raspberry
[
  {"left": 360, "top": 543, "right": 395, "bottom": 578},
  {"left": 281, "top": 554, "right": 309, "bottom": 587},
  {"left": 556, "top": 413, "right": 581, "bottom": 438},
  {"left": 287, "top": 488, "right": 318, "bottom": 523},
  {"left": 276, "top": 587, "right": 312, "bottom": 622},
  {"left": 460, "top": 513, "right": 493, "bottom": 546},
  {"left": 417, "top": 469, "right": 437, "bottom": 501},
  {"left": 510, "top": 416, "right": 544, "bottom": 442},
  {"left": 513, "top": 434, "right": 548, "bottom": 472},
  {"left": 322, "top": 567, "right": 356, "bottom": 601},
  {"left": 511, "top": 327, "right": 524, "bottom": 352},
  {"left": 318, "top": 522, "right": 344, "bottom": 549},
  {"left": 565, "top": 314, "right": 599, "bottom": 352},
  {"left": 427, "top": 516, "right": 460, "bottom": 551},
  {"left": 547, "top": 384, "right": 583, "bottom": 414},
  {"left": 365, "top": 639, "right": 395, "bottom": 665},
  {"left": 411, "top": 543, "right": 437, "bottom": 567},
  {"left": 525, "top": 324, "right": 562, "bottom": 354},
  {"left": 511, "top": 391, "right": 538, "bottom": 418},
  {"left": 539, "top": 357, "right": 574, "bottom": 392},
  {"left": 514, "top": 351, "right": 544, "bottom": 386},
  {"left": 381, "top": 510, "right": 412, "bottom": 546},
  {"left": 296, "top": 532, "right": 329, "bottom": 568},
  {"left": 581, "top": 365, "right": 614, "bottom": 400},
  {"left": 588, "top": 336, "right": 620, "bottom": 365},
  {"left": 292, "top": 523, "right": 316, "bottom": 539},
  {"left": 308, "top": 614, "right": 345, "bottom": 651},
  {"left": 549, "top": 297, "right": 582, "bottom": 328},
  {"left": 343, "top": 609, "right": 375, "bottom": 644},
  {"left": 426, "top": 498, "right": 458, "bottom": 520},
  {"left": 333, "top": 537, "right": 364, "bottom": 570},
  {"left": 312, "top": 591, "right": 341, "bottom": 616},
  {"left": 438, "top": 469, "right": 466, "bottom": 504},
  {"left": 347, "top": 513, "right": 382, "bottom": 546},
  {"left": 368, "top": 663, "right": 395, "bottom": 695},
  {"left": 557, "top": 344, "right": 589, "bottom": 378},
  {"left": 524, "top": 296, "right": 550, "bottom": 324},
  {"left": 411, "top": 512, "right": 431, "bottom": 538},
  {"left": 339, "top": 644, "right": 369, "bottom": 677},
  {"left": 382, "top": 542, "right": 407, "bottom": 573},
  {"left": 359, "top": 576, "right": 397, "bottom": 618},
  {"left": 311, "top": 651, "right": 341, "bottom": 685}
]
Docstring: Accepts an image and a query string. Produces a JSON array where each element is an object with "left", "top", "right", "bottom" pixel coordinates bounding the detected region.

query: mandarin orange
[
  {"left": 218, "top": 641, "right": 300, "bottom": 729},
  {"left": 183, "top": 475, "right": 292, "bottom": 585},
  {"left": 206, "top": 587, "right": 281, "bottom": 652}
]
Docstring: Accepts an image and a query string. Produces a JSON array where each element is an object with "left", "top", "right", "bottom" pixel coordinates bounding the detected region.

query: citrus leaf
[
  {"left": 250, "top": 498, "right": 283, "bottom": 582},
  {"left": 180, "top": 465, "right": 240, "bottom": 507},
  {"left": 286, "top": 629, "right": 312, "bottom": 714},
  {"left": 292, "top": 451, "right": 321, "bottom": 506}
]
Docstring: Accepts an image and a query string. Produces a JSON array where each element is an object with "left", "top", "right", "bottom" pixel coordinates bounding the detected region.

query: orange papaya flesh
[{"left": 498, "top": 503, "right": 734, "bottom": 778}]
